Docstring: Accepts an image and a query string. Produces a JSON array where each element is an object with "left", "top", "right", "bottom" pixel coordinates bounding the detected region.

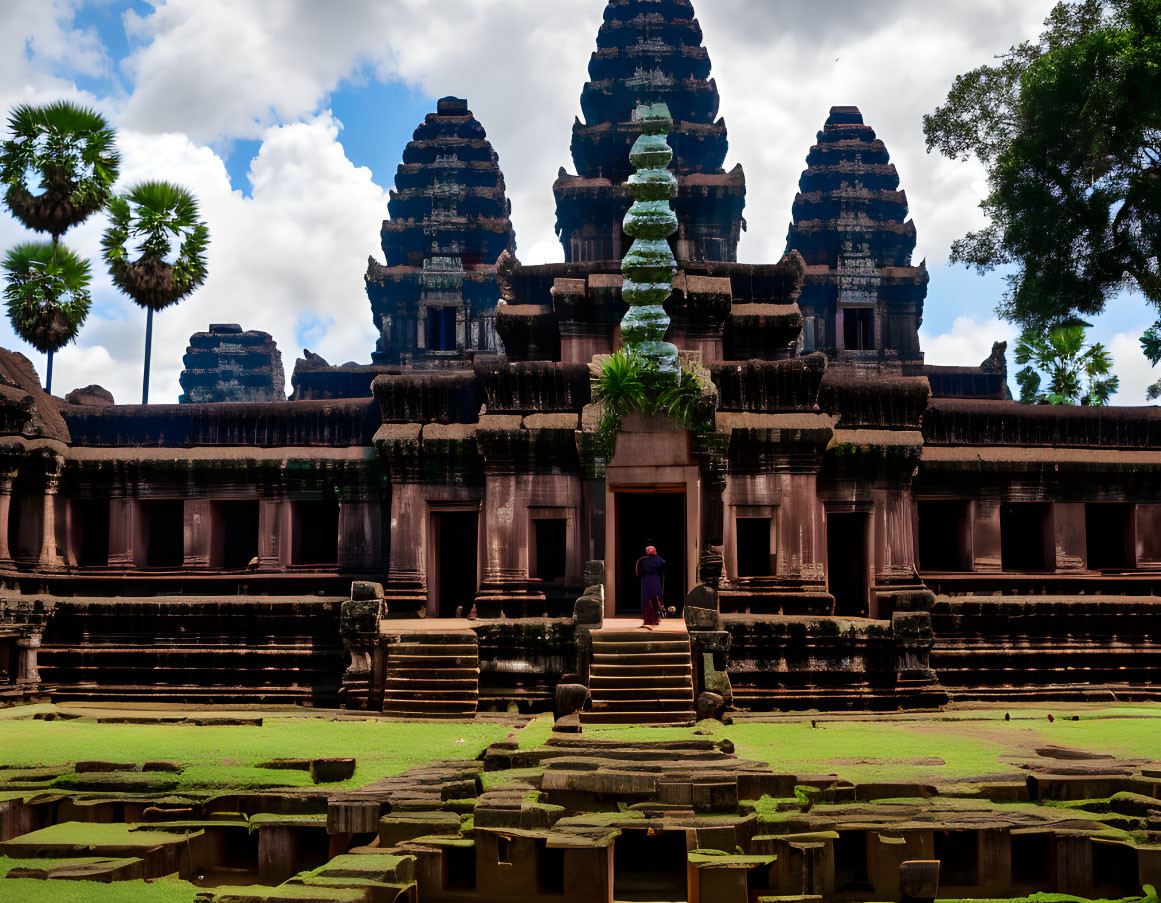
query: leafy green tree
[
  {"left": 0, "top": 101, "right": 118, "bottom": 391},
  {"left": 1015, "top": 322, "right": 1119, "bottom": 405},
  {"left": 1143, "top": 323, "right": 1161, "bottom": 399},
  {"left": 924, "top": 0, "right": 1161, "bottom": 330},
  {"left": 2, "top": 243, "right": 91, "bottom": 394},
  {"left": 102, "top": 181, "right": 209, "bottom": 404},
  {"left": 1, "top": 101, "right": 119, "bottom": 240}
]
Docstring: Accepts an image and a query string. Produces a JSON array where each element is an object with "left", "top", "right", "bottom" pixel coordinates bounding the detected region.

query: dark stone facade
[
  {"left": 788, "top": 107, "right": 928, "bottom": 374},
  {"left": 365, "top": 96, "right": 517, "bottom": 365},
  {"left": 554, "top": 0, "right": 747, "bottom": 264},
  {"left": 178, "top": 324, "right": 286, "bottom": 404}
]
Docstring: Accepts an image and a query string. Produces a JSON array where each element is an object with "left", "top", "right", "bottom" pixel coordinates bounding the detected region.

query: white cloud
[
  {"left": 1107, "top": 333, "right": 1160, "bottom": 407},
  {"left": 920, "top": 315, "right": 1017, "bottom": 369},
  {"left": 13, "top": 0, "right": 1155, "bottom": 407}
]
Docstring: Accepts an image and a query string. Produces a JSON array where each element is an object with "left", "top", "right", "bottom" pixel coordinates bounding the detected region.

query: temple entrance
[
  {"left": 615, "top": 491, "right": 686, "bottom": 617},
  {"left": 827, "top": 512, "right": 870, "bottom": 618},
  {"left": 433, "top": 511, "right": 478, "bottom": 617}
]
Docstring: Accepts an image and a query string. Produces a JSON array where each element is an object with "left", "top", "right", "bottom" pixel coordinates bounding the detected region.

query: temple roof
[
  {"left": 787, "top": 106, "right": 918, "bottom": 269},
  {"left": 375, "top": 97, "right": 516, "bottom": 271},
  {"left": 571, "top": 0, "right": 731, "bottom": 182}
]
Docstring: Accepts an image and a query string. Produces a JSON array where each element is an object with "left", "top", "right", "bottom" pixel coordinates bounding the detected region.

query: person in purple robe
[{"left": 636, "top": 545, "right": 665, "bottom": 628}]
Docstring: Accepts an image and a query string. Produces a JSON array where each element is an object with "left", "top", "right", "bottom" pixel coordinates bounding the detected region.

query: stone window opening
[
  {"left": 496, "top": 835, "right": 512, "bottom": 865},
  {"left": 531, "top": 517, "right": 567, "bottom": 583},
  {"left": 291, "top": 499, "right": 340, "bottom": 567},
  {"left": 210, "top": 500, "right": 260, "bottom": 570},
  {"left": 0, "top": 639, "right": 13, "bottom": 683},
  {"left": 70, "top": 499, "right": 110, "bottom": 568},
  {"left": 736, "top": 516, "right": 773, "bottom": 578},
  {"left": 139, "top": 500, "right": 185, "bottom": 569},
  {"left": 917, "top": 500, "right": 972, "bottom": 572},
  {"left": 1000, "top": 502, "right": 1052, "bottom": 572},
  {"left": 1085, "top": 503, "right": 1136, "bottom": 571},
  {"left": 843, "top": 307, "right": 875, "bottom": 351}
]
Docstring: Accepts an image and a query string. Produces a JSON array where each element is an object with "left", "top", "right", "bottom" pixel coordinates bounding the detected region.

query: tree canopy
[{"left": 924, "top": 0, "right": 1161, "bottom": 332}]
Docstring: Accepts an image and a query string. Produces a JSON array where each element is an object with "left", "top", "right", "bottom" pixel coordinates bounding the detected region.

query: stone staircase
[
  {"left": 583, "top": 627, "right": 695, "bottom": 725},
  {"left": 381, "top": 630, "right": 479, "bottom": 718}
]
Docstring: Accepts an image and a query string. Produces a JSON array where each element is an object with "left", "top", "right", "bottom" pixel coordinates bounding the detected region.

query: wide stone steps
[
  {"left": 382, "top": 630, "right": 479, "bottom": 719},
  {"left": 582, "top": 628, "right": 695, "bottom": 726}
]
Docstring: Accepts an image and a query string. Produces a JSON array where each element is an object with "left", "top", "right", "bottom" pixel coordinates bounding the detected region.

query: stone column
[
  {"left": 16, "top": 633, "right": 41, "bottom": 684},
  {"left": 107, "top": 498, "right": 136, "bottom": 569},
  {"left": 385, "top": 483, "right": 428, "bottom": 614},
  {"left": 183, "top": 499, "right": 212, "bottom": 568},
  {"left": 257, "top": 499, "right": 284, "bottom": 570},
  {"left": 0, "top": 474, "right": 15, "bottom": 568},
  {"left": 37, "top": 470, "right": 64, "bottom": 570},
  {"left": 1052, "top": 502, "right": 1087, "bottom": 571},
  {"left": 971, "top": 499, "right": 1003, "bottom": 572}
]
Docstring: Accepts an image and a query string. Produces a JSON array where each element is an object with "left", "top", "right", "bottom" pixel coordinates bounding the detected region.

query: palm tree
[
  {"left": 102, "top": 181, "right": 209, "bottom": 403},
  {"left": 1015, "top": 322, "right": 1119, "bottom": 406},
  {"left": 1, "top": 101, "right": 118, "bottom": 389},
  {"left": 1, "top": 101, "right": 119, "bottom": 240},
  {"left": 2, "top": 242, "right": 92, "bottom": 393}
]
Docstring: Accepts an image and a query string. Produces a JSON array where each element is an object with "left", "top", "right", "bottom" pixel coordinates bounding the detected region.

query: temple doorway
[
  {"left": 433, "top": 511, "right": 478, "bottom": 617},
  {"left": 827, "top": 512, "right": 870, "bottom": 618},
  {"left": 615, "top": 491, "right": 686, "bottom": 618}
]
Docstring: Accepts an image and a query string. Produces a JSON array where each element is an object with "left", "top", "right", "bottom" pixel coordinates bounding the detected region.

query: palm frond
[
  {"left": 103, "top": 181, "right": 210, "bottom": 311},
  {"left": 2, "top": 241, "right": 92, "bottom": 353},
  {"left": 1, "top": 100, "right": 120, "bottom": 237}
]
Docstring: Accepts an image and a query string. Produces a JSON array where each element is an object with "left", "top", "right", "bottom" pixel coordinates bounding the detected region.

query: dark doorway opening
[
  {"left": 736, "top": 516, "right": 773, "bottom": 577},
  {"left": 426, "top": 307, "right": 457, "bottom": 352},
  {"left": 844, "top": 308, "right": 875, "bottom": 351},
  {"left": 933, "top": 830, "right": 979, "bottom": 888},
  {"left": 293, "top": 500, "right": 339, "bottom": 566},
  {"left": 917, "top": 500, "right": 972, "bottom": 572},
  {"left": 435, "top": 511, "right": 478, "bottom": 617},
  {"left": 827, "top": 512, "right": 870, "bottom": 618},
  {"left": 616, "top": 492, "right": 686, "bottom": 616},
  {"left": 1085, "top": 503, "right": 1135, "bottom": 570},
  {"left": 532, "top": 518, "right": 567, "bottom": 582},
  {"left": 613, "top": 829, "right": 687, "bottom": 902},
  {"left": 538, "top": 840, "right": 565, "bottom": 894},
  {"left": 212, "top": 501, "right": 259, "bottom": 570},
  {"left": 1011, "top": 833, "right": 1052, "bottom": 887},
  {"left": 72, "top": 499, "right": 109, "bottom": 568},
  {"left": 1001, "top": 502, "right": 1051, "bottom": 571},
  {"left": 142, "top": 500, "right": 184, "bottom": 569},
  {"left": 445, "top": 843, "right": 476, "bottom": 891}
]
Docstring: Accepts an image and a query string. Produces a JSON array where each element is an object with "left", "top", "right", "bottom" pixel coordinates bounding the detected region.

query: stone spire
[
  {"left": 621, "top": 103, "right": 680, "bottom": 376},
  {"left": 786, "top": 106, "right": 928, "bottom": 374},
  {"left": 365, "top": 97, "right": 517, "bottom": 365},
  {"left": 554, "top": 0, "right": 746, "bottom": 264},
  {"left": 179, "top": 324, "right": 285, "bottom": 404}
]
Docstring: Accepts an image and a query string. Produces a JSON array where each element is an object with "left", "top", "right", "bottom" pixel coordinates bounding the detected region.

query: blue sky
[{"left": 0, "top": 0, "right": 1156, "bottom": 404}]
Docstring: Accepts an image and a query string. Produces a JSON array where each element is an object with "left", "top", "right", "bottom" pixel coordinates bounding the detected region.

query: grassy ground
[
  {"left": 1, "top": 703, "right": 1159, "bottom": 792},
  {"left": 0, "top": 706, "right": 517, "bottom": 792}
]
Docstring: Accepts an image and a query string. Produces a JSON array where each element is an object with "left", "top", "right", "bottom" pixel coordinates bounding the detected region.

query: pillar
[
  {"left": 971, "top": 499, "right": 1003, "bottom": 572},
  {"left": 0, "top": 474, "right": 14, "bottom": 568},
  {"left": 108, "top": 498, "right": 136, "bottom": 569},
  {"left": 37, "top": 471, "right": 64, "bottom": 569},
  {"left": 16, "top": 634, "right": 41, "bottom": 685},
  {"left": 183, "top": 499, "right": 211, "bottom": 568},
  {"left": 385, "top": 483, "right": 427, "bottom": 613},
  {"left": 257, "top": 499, "right": 284, "bottom": 570},
  {"left": 1052, "top": 502, "right": 1087, "bottom": 571},
  {"left": 338, "top": 500, "right": 385, "bottom": 571},
  {"left": 480, "top": 471, "right": 528, "bottom": 594}
]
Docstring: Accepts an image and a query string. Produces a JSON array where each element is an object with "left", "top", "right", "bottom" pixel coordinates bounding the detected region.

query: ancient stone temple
[
  {"left": 366, "top": 96, "right": 517, "bottom": 366},
  {"left": 0, "top": 0, "right": 1159, "bottom": 726},
  {"left": 178, "top": 324, "right": 286, "bottom": 404},
  {"left": 787, "top": 106, "right": 928, "bottom": 374},
  {"left": 554, "top": 0, "right": 746, "bottom": 263}
]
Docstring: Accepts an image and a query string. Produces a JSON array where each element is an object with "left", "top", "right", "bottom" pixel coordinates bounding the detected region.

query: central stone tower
[{"left": 554, "top": 0, "right": 746, "bottom": 264}]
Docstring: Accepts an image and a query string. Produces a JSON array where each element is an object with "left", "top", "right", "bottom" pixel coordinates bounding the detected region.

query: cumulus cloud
[
  {"left": 7, "top": 0, "right": 1154, "bottom": 406},
  {"left": 1108, "top": 333, "right": 1160, "bottom": 407}
]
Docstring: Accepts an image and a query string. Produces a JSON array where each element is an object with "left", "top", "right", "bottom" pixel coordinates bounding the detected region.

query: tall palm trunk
[
  {"left": 142, "top": 307, "right": 153, "bottom": 405},
  {"left": 45, "top": 350, "right": 54, "bottom": 395}
]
